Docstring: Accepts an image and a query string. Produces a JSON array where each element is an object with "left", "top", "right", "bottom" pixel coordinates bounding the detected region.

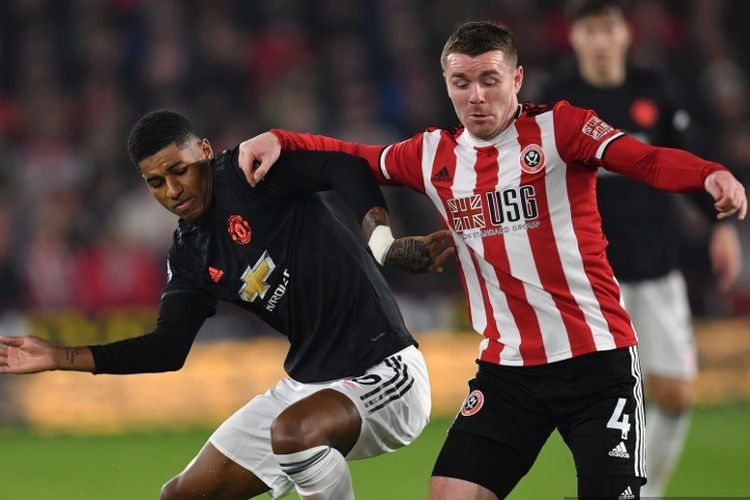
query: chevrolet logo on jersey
[{"left": 239, "top": 251, "right": 276, "bottom": 303}]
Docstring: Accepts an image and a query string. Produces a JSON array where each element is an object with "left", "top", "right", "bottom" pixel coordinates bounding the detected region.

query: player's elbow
[
  {"left": 165, "top": 358, "right": 187, "bottom": 372},
  {"left": 161, "top": 350, "right": 189, "bottom": 372}
]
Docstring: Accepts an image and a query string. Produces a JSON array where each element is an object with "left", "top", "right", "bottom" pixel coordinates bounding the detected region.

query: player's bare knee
[
  {"left": 160, "top": 474, "right": 213, "bottom": 500},
  {"left": 271, "top": 413, "right": 326, "bottom": 454},
  {"left": 159, "top": 475, "right": 182, "bottom": 500},
  {"left": 652, "top": 383, "right": 693, "bottom": 413}
]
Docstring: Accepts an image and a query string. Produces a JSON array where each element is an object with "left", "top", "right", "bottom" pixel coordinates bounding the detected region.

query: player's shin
[
  {"left": 276, "top": 445, "right": 354, "bottom": 500},
  {"left": 642, "top": 405, "right": 691, "bottom": 497}
]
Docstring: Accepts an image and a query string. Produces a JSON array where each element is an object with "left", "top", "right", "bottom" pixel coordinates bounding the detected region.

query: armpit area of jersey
[{"left": 89, "top": 291, "right": 213, "bottom": 374}]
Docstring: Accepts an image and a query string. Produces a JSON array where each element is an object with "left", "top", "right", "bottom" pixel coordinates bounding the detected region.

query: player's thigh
[
  {"left": 558, "top": 346, "right": 646, "bottom": 482},
  {"left": 622, "top": 272, "right": 696, "bottom": 380},
  {"left": 162, "top": 442, "right": 269, "bottom": 500},
  {"left": 209, "top": 378, "right": 325, "bottom": 498},
  {"left": 330, "top": 345, "right": 432, "bottom": 459},
  {"left": 271, "top": 388, "right": 363, "bottom": 454},
  {"left": 432, "top": 362, "right": 554, "bottom": 498},
  {"left": 431, "top": 475, "right": 498, "bottom": 500},
  {"left": 432, "top": 430, "right": 532, "bottom": 500}
]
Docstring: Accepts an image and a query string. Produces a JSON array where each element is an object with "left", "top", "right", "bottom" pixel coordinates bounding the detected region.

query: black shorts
[{"left": 433, "top": 347, "right": 646, "bottom": 491}]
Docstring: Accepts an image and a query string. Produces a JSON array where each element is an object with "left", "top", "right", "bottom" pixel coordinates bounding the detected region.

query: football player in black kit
[
  {"left": 0, "top": 110, "right": 453, "bottom": 500},
  {"left": 538, "top": 0, "right": 743, "bottom": 496}
]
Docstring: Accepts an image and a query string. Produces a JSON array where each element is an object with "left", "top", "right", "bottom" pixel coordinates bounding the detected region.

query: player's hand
[
  {"left": 0, "top": 335, "right": 56, "bottom": 374},
  {"left": 709, "top": 223, "right": 742, "bottom": 292},
  {"left": 238, "top": 132, "right": 282, "bottom": 187},
  {"left": 384, "top": 229, "right": 455, "bottom": 274},
  {"left": 704, "top": 171, "right": 747, "bottom": 220}
]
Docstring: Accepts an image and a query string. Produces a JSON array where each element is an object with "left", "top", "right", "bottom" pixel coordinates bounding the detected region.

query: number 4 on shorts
[{"left": 606, "top": 398, "right": 631, "bottom": 440}]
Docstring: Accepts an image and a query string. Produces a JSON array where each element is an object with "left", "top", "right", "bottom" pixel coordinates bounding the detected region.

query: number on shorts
[
  {"left": 607, "top": 398, "right": 631, "bottom": 440},
  {"left": 349, "top": 374, "right": 383, "bottom": 385}
]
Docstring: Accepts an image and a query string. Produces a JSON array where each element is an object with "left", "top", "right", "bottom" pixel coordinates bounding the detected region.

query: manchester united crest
[
  {"left": 227, "top": 214, "right": 252, "bottom": 245},
  {"left": 460, "top": 389, "right": 484, "bottom": 417},
  {"left": 519, "top": 144, "right": 545, "bottom": 174}
]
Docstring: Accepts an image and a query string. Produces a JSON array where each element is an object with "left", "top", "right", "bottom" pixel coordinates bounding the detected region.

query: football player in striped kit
[
  {"left": 0, "top": 110, "right": 451, "bottom": 499},
  {"left": 238, "top": 20, "right": 746, "bottom": 500}
]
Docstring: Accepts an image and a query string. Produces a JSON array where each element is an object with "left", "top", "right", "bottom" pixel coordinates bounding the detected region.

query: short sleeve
[{"left": 553, "top": 101, "right": 625, "bottom": 168}]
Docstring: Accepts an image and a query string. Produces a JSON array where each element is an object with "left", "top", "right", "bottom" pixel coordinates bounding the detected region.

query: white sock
[
  {"left": 276, "top": 445, "right": 354, "bottom": 500},
  {"left": 642, "top": 406, "right": 691, "bottom": 497}
]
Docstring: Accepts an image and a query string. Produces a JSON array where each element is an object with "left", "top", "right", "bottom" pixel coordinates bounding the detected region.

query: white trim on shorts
[
  {"left": 207, "top": 345, "right": 430, "bottom": 499},
  {"left": 628, "top": 345, "right": 647, "bottom": 479}
]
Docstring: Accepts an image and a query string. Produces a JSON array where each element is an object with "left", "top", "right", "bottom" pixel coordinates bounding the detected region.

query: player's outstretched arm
[
  {"left": 238, "top": 130, "right": 385, "bottom": 187},
  {"left": 601, "top": 136, "right": 747, "bottom": 221},
  {"left": 0, "top": 294, "right": 211, "bottom": 375},
  {"left": 0, "top": 335, "right": 94, "bottom": 374}
]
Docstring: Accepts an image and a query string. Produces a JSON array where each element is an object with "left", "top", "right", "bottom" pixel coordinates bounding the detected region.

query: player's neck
[{"left": 578, "top": 61, "right": 626, "bottom": 89}]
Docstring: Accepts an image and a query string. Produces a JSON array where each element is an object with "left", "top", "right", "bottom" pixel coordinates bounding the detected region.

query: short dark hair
[
  {"left": 441, "top": 21, "right": 518, "bottom": 69},
  {"left": 127, "top": 110, "right": 197, "bottom": 165},
  {"left": 566, "top": 0, "right": 627, "bottom": 24}
]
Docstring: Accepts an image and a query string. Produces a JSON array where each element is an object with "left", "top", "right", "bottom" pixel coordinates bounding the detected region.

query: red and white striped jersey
[{"left": 273, "top": 100, "right": 726, "bottom": 366}]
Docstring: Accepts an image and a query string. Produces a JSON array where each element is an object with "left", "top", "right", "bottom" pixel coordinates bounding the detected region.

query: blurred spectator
[
  {"left": 73, "top": 224, "right": 164, "bottom": 313},
  {"left": 23, "top": 197, "right": 80, "bottom": 310}
]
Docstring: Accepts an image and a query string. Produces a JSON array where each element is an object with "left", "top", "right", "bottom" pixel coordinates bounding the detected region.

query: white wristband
[{"left": 368, "top": 225, "right": 395, "bottom": 266}]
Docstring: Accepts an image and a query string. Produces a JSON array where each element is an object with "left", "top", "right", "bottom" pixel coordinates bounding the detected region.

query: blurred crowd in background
[{"left": 1, "top": 0, "right": 750, "bottom": 333}]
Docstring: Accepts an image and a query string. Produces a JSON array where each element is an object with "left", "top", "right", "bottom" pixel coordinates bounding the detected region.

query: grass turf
[{"left": 1, "top": 404, "right": 748, "bottom": 499}]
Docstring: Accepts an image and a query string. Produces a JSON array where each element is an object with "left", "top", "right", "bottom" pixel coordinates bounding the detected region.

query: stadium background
[{"left": 1, "top": 0, "right": 749, "bottom": 498}]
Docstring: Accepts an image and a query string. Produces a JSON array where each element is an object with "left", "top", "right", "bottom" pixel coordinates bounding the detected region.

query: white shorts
[
  {"left": 620, "top": 270, "right": 697, "bottom": 380},
  {"left": 208, "top": 345, "right": 431, "bottom": 498}
]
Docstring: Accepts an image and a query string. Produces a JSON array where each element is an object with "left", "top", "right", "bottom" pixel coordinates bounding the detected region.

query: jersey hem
[{"left": 479, "top": 340, "right": 639, "bottom": 366}]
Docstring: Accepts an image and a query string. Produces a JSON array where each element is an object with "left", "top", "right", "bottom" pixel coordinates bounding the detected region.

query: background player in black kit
[
  {"left": 538, "top": 0, "right": 743, "bottom": 496},
  {"left": 0, "top": 110, "right": 453, "bottom": 499}
]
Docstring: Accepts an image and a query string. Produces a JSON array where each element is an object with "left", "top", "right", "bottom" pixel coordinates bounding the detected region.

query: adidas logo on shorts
[
  {"left": 608, "top": 441, "right": 630, "bottom": 459},
  {"left": 618, "top": 486, "right": 635, "bottom": 500}
]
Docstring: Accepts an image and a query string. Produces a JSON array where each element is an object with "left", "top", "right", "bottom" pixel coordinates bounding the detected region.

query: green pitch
[{"left": 2, "top": 405, "right": 748, "bottom": 499}]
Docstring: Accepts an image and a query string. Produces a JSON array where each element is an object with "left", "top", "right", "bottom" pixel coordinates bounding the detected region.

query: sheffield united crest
[
  {"left": 460, "top": 389, "right": 485, "bottom": 417},
  {"left": 519, "top": 144, "right": 545, "bottom": 174}
]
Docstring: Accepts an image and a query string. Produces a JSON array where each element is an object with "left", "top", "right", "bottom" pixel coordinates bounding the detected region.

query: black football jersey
[
  {"left": 539, "top": 66, "right": 709, "bottom": 281},
  {"left": 164, "top": 148, "right": 414, "bottom": 382}
]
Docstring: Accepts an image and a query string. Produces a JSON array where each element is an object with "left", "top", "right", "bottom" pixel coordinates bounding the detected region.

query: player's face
[
  {"left": 443, "top": 50, "right": 523, "bottom": 140},
  {"left": 139, "top": 138, "right": 214, "bottom": 221},
  {"left": 570, "top": 8, "right": 631, "bottom": 75}
]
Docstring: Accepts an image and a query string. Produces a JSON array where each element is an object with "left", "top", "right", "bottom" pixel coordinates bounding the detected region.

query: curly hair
[{"left": 127, "top": 110, "right": 197, "bottom": 165}]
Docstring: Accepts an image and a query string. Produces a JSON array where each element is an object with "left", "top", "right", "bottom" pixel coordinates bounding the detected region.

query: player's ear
[
  {"left": 200, "top": 138, "right": 214, "bottom": 159},
  {"left": 513, "top": 65, "right": 524, "bottom": 94}
]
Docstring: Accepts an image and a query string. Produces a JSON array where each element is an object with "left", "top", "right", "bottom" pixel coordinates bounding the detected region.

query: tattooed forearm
[
  {"left": 64, "top": 348, "right": 80, "bottom": 367},
  {"left": 384, "top": 237, "right": 432, "bottom": 274},
  {"left": 361, "top": 206, "right": 389, "bottom": 240}
]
